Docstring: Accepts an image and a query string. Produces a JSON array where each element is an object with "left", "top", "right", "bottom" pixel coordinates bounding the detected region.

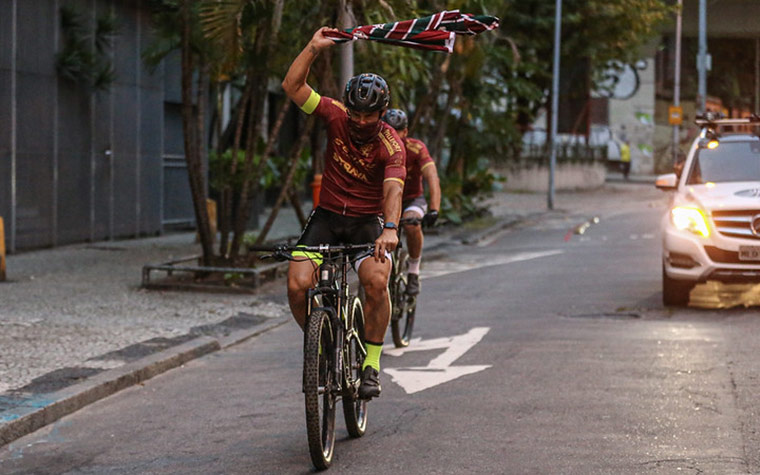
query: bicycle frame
[
  {"left": 249, "top": 242, "right": 372, "bottom": 468},
  {"left": 303, "top": 249, "right": 367, "bottom": 397}
]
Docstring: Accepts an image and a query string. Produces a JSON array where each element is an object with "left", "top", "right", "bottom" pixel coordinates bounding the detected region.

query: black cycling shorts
[{"left": 297, "top": 207, "right": 383, "bottom": 247}]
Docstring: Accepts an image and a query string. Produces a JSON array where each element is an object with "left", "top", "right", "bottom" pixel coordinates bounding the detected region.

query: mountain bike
[
  {"left": 388, "top": 217, "right": 421, "bottom": 347},
  {"left": 252, "top": 243, "right": 374, "bottom": 470}
]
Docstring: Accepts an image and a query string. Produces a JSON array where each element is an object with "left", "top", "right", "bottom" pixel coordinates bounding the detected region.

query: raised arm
[{"left": 281, "top": 27, "right": 339, "bottom": 108}]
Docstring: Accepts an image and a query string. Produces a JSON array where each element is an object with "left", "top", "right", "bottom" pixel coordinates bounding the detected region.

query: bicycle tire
[
  {"left": 390, "top": 250, "right": 416, "bottom": 347},
  {"left": 342, "top": 296, "right": 368, "bottom": 438},
  {"left": 304, "top": 310, "right": 336, "bottom": 470}
]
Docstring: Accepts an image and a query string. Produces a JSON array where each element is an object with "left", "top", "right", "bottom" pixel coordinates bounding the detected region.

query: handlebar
[
  {"left": 248, "top": 243, "right": 376, "bottom": 263},
  {"left": 248, "top": 243, "right": 375, "bottom": 254}
]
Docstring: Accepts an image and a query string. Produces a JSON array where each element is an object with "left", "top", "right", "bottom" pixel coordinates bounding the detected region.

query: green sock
[{"left": 362, "top": 342, "right": 383, "bottom": 371}]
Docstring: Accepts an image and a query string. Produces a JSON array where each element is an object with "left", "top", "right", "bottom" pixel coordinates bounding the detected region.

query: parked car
[{"left": 656, "top": 116, "right": 760, "bottom": 305}]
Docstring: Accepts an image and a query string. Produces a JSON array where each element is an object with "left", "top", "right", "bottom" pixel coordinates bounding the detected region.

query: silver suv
[{"left": 656, "top": 116, "right": 760, "bottom": 306}]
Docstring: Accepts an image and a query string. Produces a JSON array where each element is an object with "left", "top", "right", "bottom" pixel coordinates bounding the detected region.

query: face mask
[{"left": 348, "top": 118, "right": 382, "bottom": 146}]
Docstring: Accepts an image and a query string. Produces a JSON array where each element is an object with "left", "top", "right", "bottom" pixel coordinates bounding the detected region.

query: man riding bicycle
[
  {"left": 281, "top": 27, "right": 406, "bottom": 400},
  {"left": 383, "top": 109, "right": 441, "bottom": 296}
]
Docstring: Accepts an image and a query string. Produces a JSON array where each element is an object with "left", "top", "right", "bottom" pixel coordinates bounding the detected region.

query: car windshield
[{"left": 687, "top": 140, "right": 760, "bottom": 184}]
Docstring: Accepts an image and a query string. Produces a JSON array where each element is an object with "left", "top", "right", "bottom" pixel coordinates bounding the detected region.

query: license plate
[{"left": 739, "top": 246, "right": 760, "bottom": 261}]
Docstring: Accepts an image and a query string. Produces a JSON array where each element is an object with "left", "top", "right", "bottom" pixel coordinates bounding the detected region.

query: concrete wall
[
  {"left": 0, "top": 0, "right": 180, "bottom": 252},
  {"left": 608, "top": 59, "right": 657, "bottom": 176},
  {"left": 498, "top": 162, "right": 606, "bottom": 192}
]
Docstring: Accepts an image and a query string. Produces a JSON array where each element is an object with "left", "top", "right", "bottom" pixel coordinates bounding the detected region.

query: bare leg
[
  {"left": 287, "top": 259, "right": 319, "bottom": 329},
  {"left": 357, "top": 257, "right": 392, "bottom": 342},
  {"left": 403, "top": 209, "right": 424, "bottom": 260}
]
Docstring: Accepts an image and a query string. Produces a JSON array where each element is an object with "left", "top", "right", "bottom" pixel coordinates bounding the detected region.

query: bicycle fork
[{"left": 304, "top": 289, "right": 344, "bottom": 396}]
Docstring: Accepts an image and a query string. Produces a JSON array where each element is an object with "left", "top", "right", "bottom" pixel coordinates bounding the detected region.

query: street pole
[
  {"left": 548, "top": 0, "right": 562, "bottom": 210},
  {"left": 697, "top": 0, "right": 707, "bottom": 114},
  {"left": 338, "top": 0, "right": 354, "bottom": 92},
  {"left": 672, "top": 0, "right": 682, "bottom": 165},
  {"left": 755, "top": 37, "right": 759, "bottom": 115}
]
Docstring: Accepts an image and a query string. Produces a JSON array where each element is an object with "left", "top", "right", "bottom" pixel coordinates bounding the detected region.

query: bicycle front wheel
[
  {"left": 304, "top": 310, "right": 336, "bottom": 470},
  {"left": 342, "top": 296, "right": 368, "bottom": 438}
]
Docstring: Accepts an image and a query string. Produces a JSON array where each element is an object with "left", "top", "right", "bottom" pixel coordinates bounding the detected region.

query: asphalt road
[{"left": 4, "top": 188, "right": 760, "bottom": 474}]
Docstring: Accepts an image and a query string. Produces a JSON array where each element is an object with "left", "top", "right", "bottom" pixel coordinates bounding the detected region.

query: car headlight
[{"left": 671, "top": 206, "right": 710, "bottom": 237}]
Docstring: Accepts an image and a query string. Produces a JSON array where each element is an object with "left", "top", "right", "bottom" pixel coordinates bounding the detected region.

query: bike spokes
[
  {"left": 304, "top": 310, "right": 336, "bottom": 469},
  {"left": 343, "top": 297, "right": 368, "bottom": 437}
]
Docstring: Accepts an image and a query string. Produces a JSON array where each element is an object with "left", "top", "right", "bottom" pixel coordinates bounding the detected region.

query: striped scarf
[{"left": 325, "top": 10, "right": 499, "bottom": 53}]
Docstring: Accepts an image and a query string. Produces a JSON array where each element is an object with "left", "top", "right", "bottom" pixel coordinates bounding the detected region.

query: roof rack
[{"left": 695, "top": 113, "right": 760, "bottom": 127}]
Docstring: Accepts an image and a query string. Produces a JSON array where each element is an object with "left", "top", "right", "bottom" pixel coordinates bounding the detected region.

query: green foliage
[
  {"left": 438, "top": 158, "right": 504, "bottom": 224},
  {"left": 223, "top": 272, "right": 244, "bottom": 285},
  {"left": 209, "top": 147, "right": 311, "bottom": 194},
  {"left": 242, "top": 231, "right": 259, "bottom": 248},
  {"left": 145, "top": 0, "right": 673, "bottom": 234},
  {"left": 55, "top": 5, "right": 119, "bottom": 91}
]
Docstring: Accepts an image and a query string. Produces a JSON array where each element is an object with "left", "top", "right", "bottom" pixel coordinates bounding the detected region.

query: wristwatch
[{"left": 383, "top": 221, "right": 397, "bottom": 230}]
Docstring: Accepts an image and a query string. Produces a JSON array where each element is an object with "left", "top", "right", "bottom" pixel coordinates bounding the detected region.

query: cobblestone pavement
[
  {"left": 1, "top": 234, "right": 291, "bottom": 394},
  {"left": 0, "top": 183, "right": 667, "bottom": 395}
]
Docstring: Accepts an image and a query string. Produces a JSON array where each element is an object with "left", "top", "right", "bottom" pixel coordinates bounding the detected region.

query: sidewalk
[{"left": 0, "top": 180, "right": 667, "bottom": 445}]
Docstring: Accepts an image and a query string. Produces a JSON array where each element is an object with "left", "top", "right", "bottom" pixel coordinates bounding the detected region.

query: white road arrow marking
[{"left": 383, "top": 327, "right": 491, "bottom": 394}]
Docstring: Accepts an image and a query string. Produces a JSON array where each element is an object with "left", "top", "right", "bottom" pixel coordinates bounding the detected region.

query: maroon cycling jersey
[
  {"left": 311, "top": 95, "right": 406, "bottom": 216},
  {"left": 402, "top": 137, "right": 435, "bottom": 201}
]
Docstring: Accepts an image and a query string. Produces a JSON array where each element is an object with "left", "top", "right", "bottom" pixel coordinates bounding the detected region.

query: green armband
[{"left": 300, "top": 90, "right": 321, "bottom": 115}]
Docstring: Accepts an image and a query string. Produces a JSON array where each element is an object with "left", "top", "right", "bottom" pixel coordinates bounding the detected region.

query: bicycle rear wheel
[
  {"left": 390, "top": 250, "right": 416, "bottom": 347},
  {"left": 304, "top": 310, "right": 336, "bottom": 470},
  {"left": 342, "top": 296, "right": 368, "bottom": 438}
]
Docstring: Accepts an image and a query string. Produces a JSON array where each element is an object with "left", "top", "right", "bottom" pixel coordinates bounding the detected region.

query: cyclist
[
  {"left": 281, "top": 27, "right": 406, "bottom": 400},
  {"left": 383, "top": 109, "right": 441, "bottom": 296}
]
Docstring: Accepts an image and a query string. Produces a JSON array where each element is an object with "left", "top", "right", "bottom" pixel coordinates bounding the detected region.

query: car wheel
[{"left": 662, "top": 265, "right": 694, "bottom": 307}]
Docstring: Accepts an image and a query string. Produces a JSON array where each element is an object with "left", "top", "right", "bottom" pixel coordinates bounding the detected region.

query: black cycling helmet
[
  {"left": 343, "top": 73, "right": 390, "bottom": 113},
  {"left": 383, "top": 109, "right": 408, "bottom": 131}
]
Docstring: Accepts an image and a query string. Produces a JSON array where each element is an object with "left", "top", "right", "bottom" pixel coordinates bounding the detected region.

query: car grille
[
  {"left": 712, "top": 210, "right": 760, "bottom": 240},
  {"left": 705, "top": 246, "right": 748, "bottom": 264}
]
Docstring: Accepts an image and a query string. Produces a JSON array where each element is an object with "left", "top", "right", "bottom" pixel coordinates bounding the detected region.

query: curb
[
  {"left": 459, "top": 212, "right": 548, "bottom": 246},
  {"left": 0, "top": 318, "right": 286, "bottom": 447}
]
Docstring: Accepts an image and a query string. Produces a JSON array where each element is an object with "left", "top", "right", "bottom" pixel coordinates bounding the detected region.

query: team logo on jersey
[
  {"left": 359, "top": 144, "right": 374, "bottom": 157},
  {"left": 334, "top": 137, "right": 378, "bottom": 170},
  {"left": 380, "top": 128, "right": 403, "bottom": 156},
  {"left": 406, "top": 140, "right": 423, "bottom": 154},
  {"left": 332, "top": 152, "right": 369, "bottom": 183}
]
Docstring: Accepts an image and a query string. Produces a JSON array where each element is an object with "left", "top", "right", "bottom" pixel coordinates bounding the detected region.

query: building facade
[{"left": 0, "top": 0, "right": 194, "bottom": 252}]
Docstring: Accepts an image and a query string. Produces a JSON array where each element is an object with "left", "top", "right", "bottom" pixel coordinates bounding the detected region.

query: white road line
[{"left": 421, "top": 250, "right": 563, "bottom": 280}]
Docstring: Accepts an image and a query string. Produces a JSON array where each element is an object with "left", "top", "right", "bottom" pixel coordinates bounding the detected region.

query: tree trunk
[
  {"left": 228, "top": 0, "right": 286, "bottom": 258},
  {"left": 218, "top": 75, "right": 254, "bottom": 257},
  {"left": 229, "top": 95, "right": 291, "bottom": 257},
  {"left": 446, "top": 95, "right": 470, "bottom": 179},
  {"left": 430, "top": 81, "right": 460, "bottom": 166},
  {"left": 254, "top": 116, "right": 315, "bottom": 245},
  {"left": 410, "top": 55, "right": 449, "bottom": 140},
  {"left": 180, "top": 0, "right": 213, "bottom": 264},
  {"left": 289, "top": 188, "right": 307, "bottom": 228}
]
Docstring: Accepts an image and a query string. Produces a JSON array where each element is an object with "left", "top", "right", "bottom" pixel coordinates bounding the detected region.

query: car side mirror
[{"left": 655, "top": 173, "right": 678, "bottom": 191}]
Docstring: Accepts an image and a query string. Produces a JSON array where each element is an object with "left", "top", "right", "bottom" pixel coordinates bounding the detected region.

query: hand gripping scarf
[{"left": 324, "top": 10, "right": 499, "bottom": 53}]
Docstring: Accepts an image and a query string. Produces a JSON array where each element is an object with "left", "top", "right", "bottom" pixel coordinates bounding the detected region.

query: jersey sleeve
[
  {"left": 306, "top": 92, "right": 348, "bottom": 122},
  {"left": 380, "top": 127, "right": 406, "bottom": 186},
  {"left": 417, "top": 140, "right": 435, "bottom": 171}
]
